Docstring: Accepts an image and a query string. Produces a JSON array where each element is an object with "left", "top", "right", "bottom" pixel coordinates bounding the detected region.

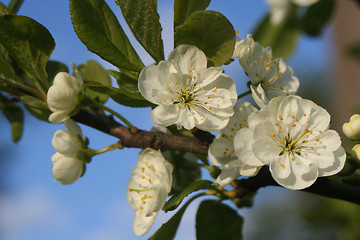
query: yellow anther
[
  {"left": 207, "top": 95, "right": 211, "bottom": 99},
  {"left": 163, "top": 99, "right": 167, "bottom": 102},
  {"left": 292, "top": 124, "right": 296, "bottom": 127},
  {"left": 311, "top": 147, "right": 314, "bottom": 150},
  {"left": 178, "top": 105, "right": 182, "bottom": 109},
  {"left": 303, "top": 114, "right": 307, "bottom": 117},
  {"left": 316, "top": 139, "right": 319, "bottom": 142},
  {"left": 184, "top": 84, "right": 189, "bottom": 89},
  {"left": 306, "top": 120, "right": 310, "bottom": 124},
  {"left": 255, "top": 61, "right": 259, "bottom": 64},
  {"left": 236, "top": 29, "right": 240, "bottom": 34},
  {"left": 278, "top": 130, "right": 282, "bottom": 133},
  {"left": 280, "top": 87, "right": 284, "bottom": 90},
  {"left": 188, "top": 69, "right": 192, "bottom": 73},
  {"left": 212, "top": 87, "right": 217, "bottom": 92},
  {"left": 280, "top": 163, "right": 284, "bottom": 167},
  {"left": 255, "top": 73, "right": 259, "bottom": 77},
  {"left": 275, "top": 123, "right": 279, "bottom": 126},
  {"left": 201, "top": 86, "right": 205, "bottom": 90},
  {"left": 279, "top": 140, "right": 283, "bottom": 144},
  {"left": 271, "top": 134, "right": 276, "bottom": 138},
  {"left": 268, "top": 54, "right": 272, "bottom": 58},
  {"left": 260, "top": 56, "right": 264, "bottom": 59},
  {"left": 291, "top": 157, "right": 295, "bottom": 161}
]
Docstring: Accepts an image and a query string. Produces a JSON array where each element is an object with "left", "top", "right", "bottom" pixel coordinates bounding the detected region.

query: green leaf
[
  {"left": 170, "top": 152, "right": 201, "bottom": 195},
  {"left": 109, "top": 70, "right": 154, "bottom": 107},
  {"left": 174, "top": 0, "right": 210, "bottom": 28},
  {"left": 149, "top": 195, "right": 198, "bottom": 240},
  {"left": 0, "top": 2, "right": 12, "bottom": 15},
  {"left": 252, "top": 6, "right": 300, "bottom": 59},
  {"left": 46, "top": 60, "right": 69, "bottom": 85},
  {"left": 302, "top": 0, "right": 335, "bottom": 37},
  {"left": 163, "top": 180, "right": 214, "bottom": 212},
  {"left": 196, "top": 200, "right": 244, "bottom": 240},
  {"left": 78, "top": 60, "right": 111, "bottom": 104},
  {"left": 70, "top": 0, "right": 144, "bottom": 72},
  {"left": 0, "top": 93, "right": 24, "bottom": 142},
  {"left": 0, "top": 45, "right": 19, "bottom": 83},
  {"left": 174, "top": 10, "right": 236, "bottom": 67},
  {"left": 86, "top": 83, "right": 154, "bottom": 108},
  {"left": 20, "top": 95, "right": 51, "bottom": 122},
  {"left": 0, "top": 15, "right": 55, "bottom": 89},
  {"left": 116, "top": 0, "right": 164, "bottom": 62}
]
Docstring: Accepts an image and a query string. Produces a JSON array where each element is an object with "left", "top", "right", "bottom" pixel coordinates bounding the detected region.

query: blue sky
[{"left": 0, "top": 1, "right": 332, "bottom": 240}]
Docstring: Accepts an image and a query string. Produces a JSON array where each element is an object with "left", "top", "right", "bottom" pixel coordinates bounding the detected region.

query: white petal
[
  {"left": 64, "top": 119, "right": 84, "bottom": 139},
  {"left": 215, "top": 168, "right": 241, "bottom": 187},
  {"left": 52, "top": 129, "right": 81, "bottom": 155},
  {"left": 208, "top": 137, "right": 236, "bottom": 166},
  {"left": 133, "top": 211, "right": 157, "bottom": 236},
  {"left": 138, "top": 63, "right": 167, "bottom": 104},
  {"left": 270, "top": 155, "right": 319, "bottom": 190},
  {"left": 234, "top": 128, "right": 264, "bottom": 166},
  {"left": 168, "top": 45, "right": 207, "bottom": 73},
  {"left": 51, "top": 153, "right": 83, "bottom": 185},
  {"left": 49, "top": 111, "right": 70, "bottom": 124},
  {"left": 250, "top": 84, "right": 268, "bottom": 108},
  {"left": 318, "top": 146, "right": 346, "bottom": 177},
  {"left": 239, "top": 165, "right": 261, "bottom": 177},
  {"left": 151, "top": 105, "right": 180, "bottom": 127}
]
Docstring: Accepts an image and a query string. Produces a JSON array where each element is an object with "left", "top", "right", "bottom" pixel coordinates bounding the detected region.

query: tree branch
[
  {"left": 73, "top": 110, "right": 360, "bottom": 205},
  {"left": 232, "top": 166, "right": 360, "bottom": 205},
  {"left": 72, "top": 110, "right": 211, "bottom": 155}
]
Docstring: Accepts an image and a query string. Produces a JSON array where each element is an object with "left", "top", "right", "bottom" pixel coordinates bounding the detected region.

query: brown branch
[
  {"left": 73, "top": 110, "right": 360, "bottom": 205},
  {"left": 232, "top": 166, "right": 360, "bottom": 205},
  {"left": 72, "top": 110, "right": 211, "bottom": 155}
]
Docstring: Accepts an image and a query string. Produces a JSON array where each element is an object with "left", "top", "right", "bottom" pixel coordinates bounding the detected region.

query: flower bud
[
  {"left": 352, "top": 144, "right": 360, "bottom": 161},
  {"left": 343, "top": 114, "right": 360, "bottom": 140},
  {"left": 51, "top": 152, "right": 84, "bottom": 184},
  {"left": 47, "top": 72, "right": 82, "bottom": 123}
]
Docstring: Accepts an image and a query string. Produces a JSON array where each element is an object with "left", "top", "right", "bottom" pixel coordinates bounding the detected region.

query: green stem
[
  {"left": 237, "top": 89, "right": 251, "bottom": 99},
  {"left": 8, "top": 0, "right": 24, "bottom": 14},
  {"left": 89, "top": 99, "right": 135, "bottom": 129},
  {"left": 91, "top": 142, "right": 123, "bottom": 156}
]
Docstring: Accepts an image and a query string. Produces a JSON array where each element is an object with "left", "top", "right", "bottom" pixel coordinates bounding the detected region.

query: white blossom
[
  {"left": 138, "top": 44, "right": 237, "bottom": 132},
  {"left": 47, "top": 72, "right": 82, "bottom": 123},
  {"left": 127, "top": 148, "right": 173, "bottom": 236},
  {"left": 234, "top": 95, "right": 346, "bottom": 190},
  {"left": 208, "top": 102, "right": 261, "bottom": 187},
  {"left": 51, "top": 119, "right": 86, "bottom": 184},
  {"left": 342, "top": 114, "right": 360, "bottom": 140},
  {"left": 233, "top": 34, "right": 299, "bottom": 108}
]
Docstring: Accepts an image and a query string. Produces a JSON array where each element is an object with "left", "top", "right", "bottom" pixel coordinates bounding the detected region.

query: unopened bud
[{"left": 343, "top": 114, "right": 360, "bottom": 140}]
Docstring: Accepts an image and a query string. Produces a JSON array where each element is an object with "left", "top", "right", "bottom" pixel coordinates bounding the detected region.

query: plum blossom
[
  {"left": 127, "top": 148, "right": 173, "bottom": 236},
  {"left": 233, "top": 34, "right": 299, "bottom": 108},
  {"left": 138, "top": 44, "right": 237, "bottom": 131},
  {"left": 208, "top": 102, "right": 261, "bottom": 187},
  {"left": 51, "top": 119, "right": 86, "bottom": 184},
  {"left": 47, "top": 72, "right": 82, "bottom": 123},
  {"left": 234, "top": 95, "right": 346, "bottom": 190}
]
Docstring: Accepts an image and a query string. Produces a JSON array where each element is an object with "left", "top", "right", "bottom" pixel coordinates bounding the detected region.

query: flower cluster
[
  {"left": 127, "top": 148, "right": 173, "bottom": 236},
  {"left": 51, "top": 119, "right": 86, "bottom": 184},
  {"left": 233, "top": 34, "right": 299, "bottom": 107},
  {"left": 209, "top": 102, "right": 261, "bottom": 187},
  {"left": 138, "top": 44, "right": 237, "bottom": 132}
]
